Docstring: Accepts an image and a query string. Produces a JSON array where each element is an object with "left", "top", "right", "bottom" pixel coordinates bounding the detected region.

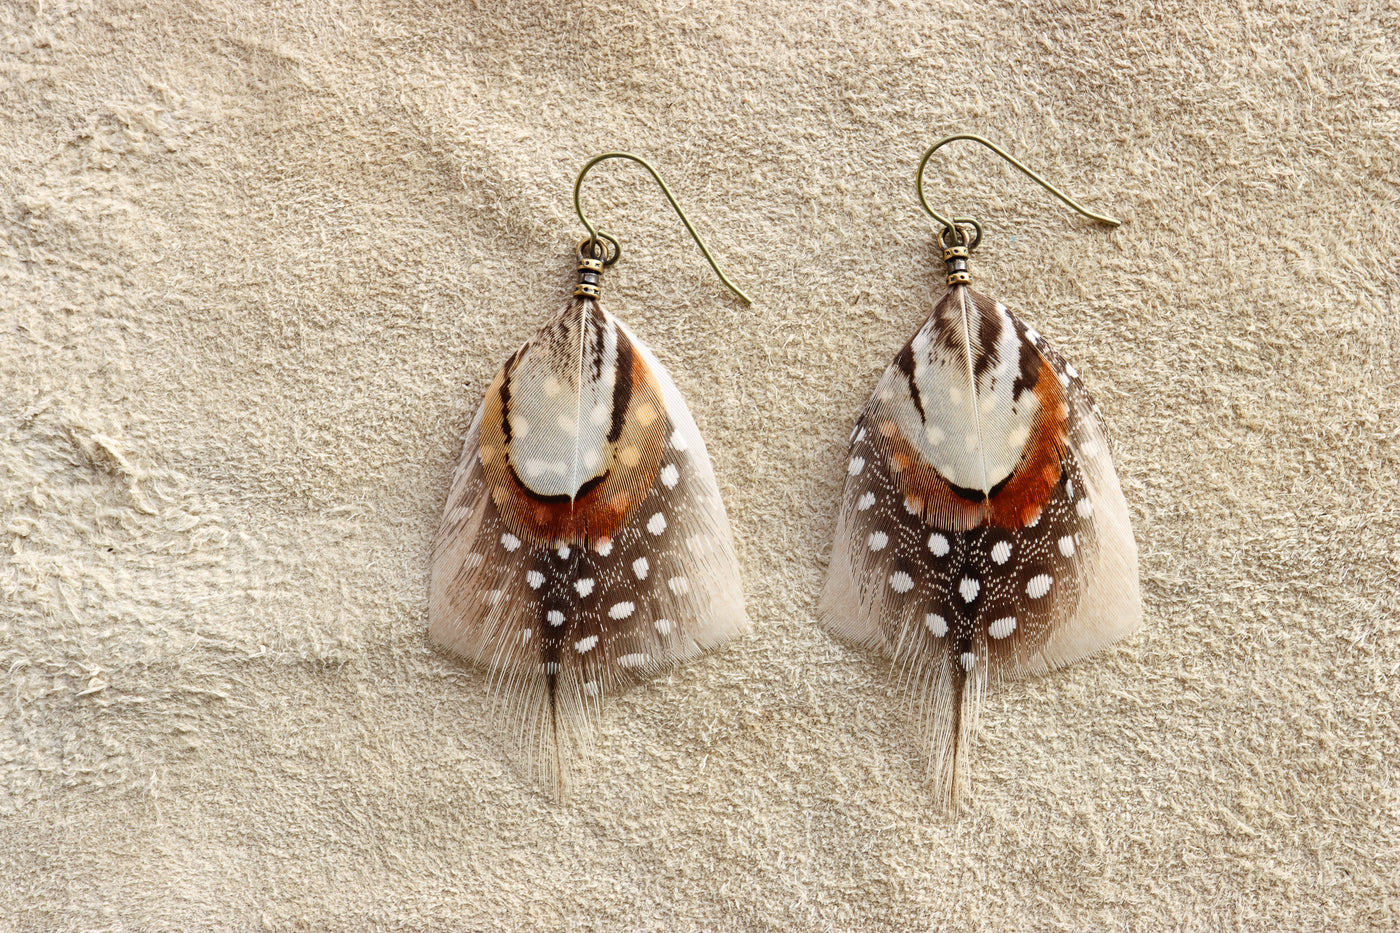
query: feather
[
  {"left": 430, "top": 297, "right": 747, "bottom": 795},
  {"left": 819, "top": 281, "right": 1141, "bottom": 808}
]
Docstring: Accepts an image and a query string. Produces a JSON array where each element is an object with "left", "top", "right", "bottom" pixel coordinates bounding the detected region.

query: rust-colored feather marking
[{"left": 479, "top": 332, "right": 668, "bottom": 544}]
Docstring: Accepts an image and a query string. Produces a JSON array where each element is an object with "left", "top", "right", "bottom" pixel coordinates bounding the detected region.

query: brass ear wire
[
  {"left": 916, "top": 133, "right": 1121, "bottom": 249},
  {"left": 573, "top": 152, "right": 752, "bottom": 305}
]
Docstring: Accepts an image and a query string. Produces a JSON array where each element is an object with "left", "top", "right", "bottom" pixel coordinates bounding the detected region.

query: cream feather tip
[
  {"left": 430, "top": 297, "right": 747, "bottom": 795},
  {"left": 819, "top": 282, "right": 1142, "bottom": 809}
]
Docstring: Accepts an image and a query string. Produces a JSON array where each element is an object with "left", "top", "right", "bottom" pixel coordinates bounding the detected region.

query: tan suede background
[{"left": 2, "top": 1, "right": 1397, "bottom": 930}]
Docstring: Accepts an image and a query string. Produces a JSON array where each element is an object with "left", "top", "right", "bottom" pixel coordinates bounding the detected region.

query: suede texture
[{"left": 2, "top": 1, "right": 1397, "bottom": 930}]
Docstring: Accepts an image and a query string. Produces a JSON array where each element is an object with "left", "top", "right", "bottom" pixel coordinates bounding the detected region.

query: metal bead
[
  {"left": 943, "top": 245, "right": 971, "bottom": 286},
  {"left": 574, "top": 256, "right": 605, "bottom": 299}
]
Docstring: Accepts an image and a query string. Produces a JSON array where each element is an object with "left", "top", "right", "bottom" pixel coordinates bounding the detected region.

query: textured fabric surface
[{"left": 2, "top": 1, "right": 1397, "bottom": 930}]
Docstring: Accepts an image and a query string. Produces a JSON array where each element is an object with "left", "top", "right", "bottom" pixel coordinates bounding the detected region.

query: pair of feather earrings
[{"left": 429, "top": 137, "right": 1142, "bottom": 806}]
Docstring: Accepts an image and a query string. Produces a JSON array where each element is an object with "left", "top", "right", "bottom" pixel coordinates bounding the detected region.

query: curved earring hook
[
  {"left": 916, "top": 133, "right": 1120, "bottom": 248},
  {"left": 573, "top": 152, "right": 752, "bottom": 305}
]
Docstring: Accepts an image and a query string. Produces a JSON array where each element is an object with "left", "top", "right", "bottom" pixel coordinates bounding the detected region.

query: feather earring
[
  {"left": 430, "top": 153, "right": 750, "bottom": 795},
  {"left": 819, "top": 134, "right": 1142, "bottom": 808}
]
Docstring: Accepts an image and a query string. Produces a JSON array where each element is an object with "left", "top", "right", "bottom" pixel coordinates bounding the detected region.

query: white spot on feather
[
  {"left": 608, "top": 602, "right": 635, "bottom": 620},
  {"left": 547, "top": 610, "right": 565, "bottom": 627},
  {"left": 925, "top": 613, "right": 948, "bottom": 637},
  {"left": 647, "top": 512, "right": 667, "bottom": 535},
  {"left": 929, "top": 533, "right": 950, "bottom": 557},
  {"left": 632, "top": 557, "right": 649, "bottom": 580},
  {"left": 959, "top": 578, "right": 980, "bottom": 602},
  {"left": 989, "top": 616, "right": 1017, "bottom": 639},
  {"left": 991, "top": 541, "right": 1011, "bottom": 565},
  {"left": 1027, "top": 574, "right": 1053, "bottom": 598},
  {"left": 867, "top": 531, "right": 888, "bottom": 551},
  {"left": 659, "top": 464, "right": 680, "bottom": 488},
  {"left": 575, "top": 635, "right": 598, "bottom": 654},
  {"left": 889, "top": 572, "right": 914, "bottom": 594},
  {"left": 526, "top": 458, "right": 567, "bottom": 478},
  {"left": 575, "top": 578, "right": 595, "bottom": 597},
  {"left": 857, "top": 492, "right": 876, "bottom": 511}
]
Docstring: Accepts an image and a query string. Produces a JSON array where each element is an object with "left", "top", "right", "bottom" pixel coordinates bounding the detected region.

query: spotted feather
[
  {"left": 431, "top": 293, "right": 747, "bottom": 795},
  {"left": 820, "top": 265, "right": 1141, "bottom": 808}
]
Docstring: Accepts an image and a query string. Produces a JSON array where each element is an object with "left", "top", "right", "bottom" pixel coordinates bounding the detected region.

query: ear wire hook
[
  {"left": 573, "top": 152, "right": 752, "bottom": 305},
  {"left": 916, "top": 133, "right": 1121, "bottom": 249}
]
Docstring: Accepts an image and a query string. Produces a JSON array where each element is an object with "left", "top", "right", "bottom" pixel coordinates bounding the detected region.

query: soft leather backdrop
[{"left": 2, "top": 1, "right": 1396, "bottom": 930}]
